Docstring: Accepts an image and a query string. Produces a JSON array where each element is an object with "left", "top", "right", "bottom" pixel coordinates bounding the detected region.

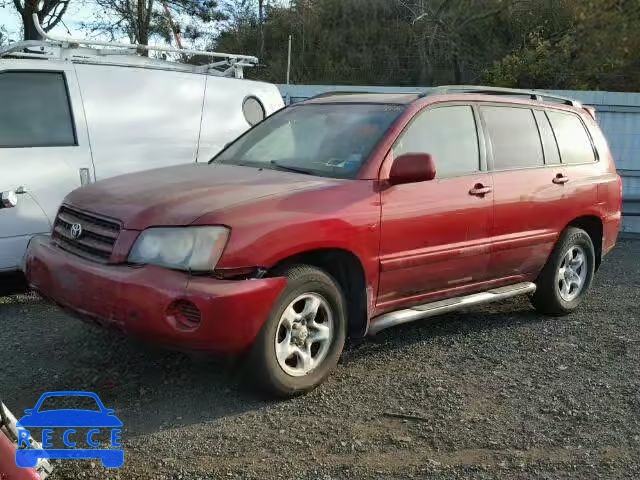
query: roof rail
[
  {"left": 308, "top": 90, "right": 424, "bottom": 100},
  {"left": 0, "top": 14, "right": 257, "bottom": 78},
  {"left": 432, "top": 85, "right": 582, "bottom": 108}
]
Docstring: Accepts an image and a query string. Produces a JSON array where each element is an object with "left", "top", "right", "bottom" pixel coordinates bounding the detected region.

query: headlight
[{"left": 128, "top": 227, "right": 230, "bottom": 272}]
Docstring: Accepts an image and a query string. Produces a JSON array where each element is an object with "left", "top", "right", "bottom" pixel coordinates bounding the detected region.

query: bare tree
[
  {"left": 400, "top": 0, "right": 501, "bottom": 84},
  {"left": 85, "top": 0, "right": 226, "bottom": 54},
  {"left": 1, "top": 0, "right": 71, "bottom": 40}
]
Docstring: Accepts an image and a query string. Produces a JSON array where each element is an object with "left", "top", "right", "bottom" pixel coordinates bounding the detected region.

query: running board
[{"left": 368, "top": 282, "right": 536, "bottom": 335}]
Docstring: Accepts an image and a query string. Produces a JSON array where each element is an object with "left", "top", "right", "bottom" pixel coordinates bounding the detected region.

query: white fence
[{"left": 278, "top": 85, "right": 640, "bottom": 235}]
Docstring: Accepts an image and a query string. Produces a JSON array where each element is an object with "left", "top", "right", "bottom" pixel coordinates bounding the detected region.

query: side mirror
[
  {"left": 1, "top": 190, "right": 18, "bottom": 209},
  {"left": 388, "top": 153, "right": 436, "bottom": 186}
]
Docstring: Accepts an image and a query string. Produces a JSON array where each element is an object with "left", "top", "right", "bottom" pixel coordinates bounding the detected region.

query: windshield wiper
[{"left": 269, "top": 160, "right": 315, "bottom": 176}]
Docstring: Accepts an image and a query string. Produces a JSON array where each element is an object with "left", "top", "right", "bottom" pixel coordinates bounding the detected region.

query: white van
[{"left": 0, "top": 22, "right": 284, "bottom": 281}]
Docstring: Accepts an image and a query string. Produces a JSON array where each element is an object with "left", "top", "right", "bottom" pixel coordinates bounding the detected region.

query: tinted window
[
  {"left": 0, "top": 72, "right": 75, "bottom": 147},
  {"left": 215, "top": 104, "right": 403, "bottom": 179},
  {"left": 393, "top": 105, "right": 479, "bottom": 177},
  {"left": 534, "top": 110, "right": 561, "bottom": 164},
  {"left": 481, "top": 106, "right": 543, "bottom": 170},
  {"left": 546, "top": 111, "right": 595, "bottom": 164}
]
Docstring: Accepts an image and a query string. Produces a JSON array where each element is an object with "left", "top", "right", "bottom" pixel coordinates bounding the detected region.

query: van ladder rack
[
  {"left": 0, "top": 14, "right": 258, "bottom": 79},
  {"left": 432, "top": 85, "right": 582, "bottom": 108}
]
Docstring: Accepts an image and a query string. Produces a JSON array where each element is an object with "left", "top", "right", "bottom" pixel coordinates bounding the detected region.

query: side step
[{"left": 368, "top": 282, "right": 536, "bottom": 336}]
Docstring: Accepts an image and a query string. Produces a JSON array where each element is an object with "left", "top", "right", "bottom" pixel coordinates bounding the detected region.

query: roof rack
[
  {"left": 432, "top": 85, "right": 582, "bottom": 108},
  {"left": 0, "top": 13, "right": 258, "bottom": 78},
  {"left": 308, "top": 90, "right": 425, "bottom": 100}
]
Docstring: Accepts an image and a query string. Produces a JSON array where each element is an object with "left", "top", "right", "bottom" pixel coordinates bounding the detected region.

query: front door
[
  {"left": 0, "top": 63, "right": 93, "bottom": 272},
  {"left": 378, "top": 104, "right": 494, "bottom": 310}
]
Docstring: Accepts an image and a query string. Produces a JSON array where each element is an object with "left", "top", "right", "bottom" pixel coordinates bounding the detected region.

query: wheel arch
[
  {"left": 268, "top": 248, "right": 369, "bottom": 338},
  {"left": 566, "top": 215, "right": 603, "bottom": 270}
]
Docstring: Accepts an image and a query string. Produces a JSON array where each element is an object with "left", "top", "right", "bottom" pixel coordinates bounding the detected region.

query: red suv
[{"left": 25, "top": 87, "right": 622, "bottom": 396}]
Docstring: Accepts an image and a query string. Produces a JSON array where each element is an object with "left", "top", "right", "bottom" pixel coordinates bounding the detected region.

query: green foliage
[
  {"left": 214, "top": 0, "right": 640, "bottom": 91},
  {"left": 484, "top": 0, "right": 640, "bottom": 90}
]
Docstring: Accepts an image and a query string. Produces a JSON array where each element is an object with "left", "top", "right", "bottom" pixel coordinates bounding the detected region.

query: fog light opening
[{"left": 166, "top": 300, "right": 201, "bottom": 331}]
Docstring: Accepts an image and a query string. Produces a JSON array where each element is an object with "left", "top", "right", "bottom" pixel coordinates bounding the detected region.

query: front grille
[{"left": 52, "top": 206, "right": 121, "bottom": 263}]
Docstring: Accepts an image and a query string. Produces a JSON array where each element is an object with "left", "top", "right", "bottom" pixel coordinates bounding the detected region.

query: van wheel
[
  {"left": 248, "top": 264, "right": 347, "bottom": 396},
  {"left": 531, "top": 227, "right": 595, "bottom": 315}
]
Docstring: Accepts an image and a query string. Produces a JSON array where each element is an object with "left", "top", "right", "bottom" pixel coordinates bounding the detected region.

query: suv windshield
[{"left": 212, "top": 103, "right": 405, "bottom": 179}]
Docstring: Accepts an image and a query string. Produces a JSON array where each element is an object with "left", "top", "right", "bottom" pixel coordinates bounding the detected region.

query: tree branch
[{"left": 12, "top": 0, "right": 24, "bottom": 15}]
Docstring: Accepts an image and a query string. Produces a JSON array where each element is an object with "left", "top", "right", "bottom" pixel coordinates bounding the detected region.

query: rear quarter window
[{"left": 546, "top": 111, "right": 596, "bottom": 164}]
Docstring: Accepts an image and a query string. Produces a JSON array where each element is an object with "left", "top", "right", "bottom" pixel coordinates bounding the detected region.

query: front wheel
[
  {"left": 531, "top": 227, "right": 595, "bottom": 315},
  {"left": 248, "top": 264, "right": 347, "bottom": 396}
]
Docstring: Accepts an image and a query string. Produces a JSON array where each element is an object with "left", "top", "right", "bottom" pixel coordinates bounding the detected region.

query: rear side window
[
  {"left": 393, "top": 105, "right": 479, "bottom": 178},
  {"left": 546, "top": 111, "right": 595, "bottom": 164},
  {"left": 0, "top": 72, "right": 75, "bottom": 147},
  {"left": 533, "top": 110, "right": 561, "bottom": 165},
  {"left": 480, "top": 106, "right": 543, "bottom": 170}
]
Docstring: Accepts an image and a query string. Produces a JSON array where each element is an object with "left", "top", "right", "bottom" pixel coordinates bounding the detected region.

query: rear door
[
  {"left": 378, "top": 104, "right": 494, "bottom": 309},
  {"left": 482, "top": 104, "right": 584, "bottom": 281},
  {"left": 0, "top": 63, "right": 93, "bottom": 272},
  {"left": 544, "top": 110, "right": 600, "bottom": 224}
]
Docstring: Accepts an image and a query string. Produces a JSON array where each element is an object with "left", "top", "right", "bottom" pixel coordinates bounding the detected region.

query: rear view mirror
[{"left": 388, "top": 153, "right": 436, "bottom": 186}]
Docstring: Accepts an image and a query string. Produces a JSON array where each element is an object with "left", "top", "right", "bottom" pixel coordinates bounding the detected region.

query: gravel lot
[{"left": 1, "top": 240, "right": 639, "bottom": 479}]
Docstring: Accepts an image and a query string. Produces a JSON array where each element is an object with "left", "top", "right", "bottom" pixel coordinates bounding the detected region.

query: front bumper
[{"left": 25, "top": 235, "right": 286, "bottom": 353}]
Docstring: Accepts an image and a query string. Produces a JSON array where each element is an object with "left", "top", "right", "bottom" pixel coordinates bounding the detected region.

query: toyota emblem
[{"left": 70, "top": 223, "right": 83, "bottom": 239}]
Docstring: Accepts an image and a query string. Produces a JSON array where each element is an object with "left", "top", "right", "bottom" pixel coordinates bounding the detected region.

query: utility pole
[{"left": 286, "top": 34, "right": 292, "bottom": 84}]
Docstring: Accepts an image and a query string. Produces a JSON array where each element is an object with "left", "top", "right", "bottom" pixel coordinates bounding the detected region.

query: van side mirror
[
  {"left": 388, "top": 153, "right": 436, "bottom": 185},
  {"left": 1, "top": 190, "right": 18, "bottom": 209}
]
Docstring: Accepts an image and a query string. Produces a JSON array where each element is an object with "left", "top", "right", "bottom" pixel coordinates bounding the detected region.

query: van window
[
  {"left": 481, "top": 106, "right": 543, "bottom": 170},
  {"left": 546, "top": 111, "right": 595, "bottom": 164},
  {"left": 243, "top": 96, "right": 265, "bottom": 126},
  {"left": 533, "top": 110, "right": 561, "bottom": 165},
  {"left": 393, "top": 105, "right": 479, "bottom": 177},
  {"left": 0, "top": 72, "right": 75, "bottom": 148}
]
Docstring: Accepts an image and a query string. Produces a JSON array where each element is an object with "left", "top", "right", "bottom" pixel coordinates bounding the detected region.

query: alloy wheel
[
  {"left": 274, "top": 292, "right": 334, "bottom": 377},
  {"left": 556, "top": 245, "right": 588, "bottom": 302}
]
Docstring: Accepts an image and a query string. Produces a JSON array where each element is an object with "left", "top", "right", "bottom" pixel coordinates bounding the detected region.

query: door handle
[
  {"left": 469, "top": 184, "right": 492, "bottom": 196},
  {"left": 552, "top": 174, "right": 569, "bottom": 185}
]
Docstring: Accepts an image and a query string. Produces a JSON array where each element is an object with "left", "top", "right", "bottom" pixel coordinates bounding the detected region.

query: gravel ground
[{"left": 1, "top": 240, "right": 639, "bottom": 480}]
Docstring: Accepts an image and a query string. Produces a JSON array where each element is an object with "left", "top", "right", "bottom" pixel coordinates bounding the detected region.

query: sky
[
  {"left": 0, "top": 2, "right": 95, "bottom": 41},
  {"left": 1, "top": 1, "right": 289, "bottom": 45}
]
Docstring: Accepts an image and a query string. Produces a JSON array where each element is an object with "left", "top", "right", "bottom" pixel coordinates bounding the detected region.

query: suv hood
[{"left": 66, "top": 163, "right": 342, "bottom": 230}]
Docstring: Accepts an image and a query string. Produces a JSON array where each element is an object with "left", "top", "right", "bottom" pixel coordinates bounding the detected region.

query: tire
[
  {"left": 248, "top": 264, "right": 347, "bottom": 397},
  {"left": 531, "top": 227, "right": 595, "bottom": 315}
]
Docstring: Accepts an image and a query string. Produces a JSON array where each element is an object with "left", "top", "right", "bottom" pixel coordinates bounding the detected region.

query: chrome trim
[{"left": 368, "top": 282, "right": 537, "bottom": 336}]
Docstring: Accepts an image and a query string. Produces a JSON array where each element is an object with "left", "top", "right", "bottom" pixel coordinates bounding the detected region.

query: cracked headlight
[{"left": 128, "top": 227, "right": 230, "bottom": 272}]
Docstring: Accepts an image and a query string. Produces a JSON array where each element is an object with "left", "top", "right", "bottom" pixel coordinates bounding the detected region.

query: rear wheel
[
  {"left": 531, "top": 227, "right": 595, "bottom": 315},
  {"left": 248, "top": 264, "right": 347, "bottom": 396}
]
